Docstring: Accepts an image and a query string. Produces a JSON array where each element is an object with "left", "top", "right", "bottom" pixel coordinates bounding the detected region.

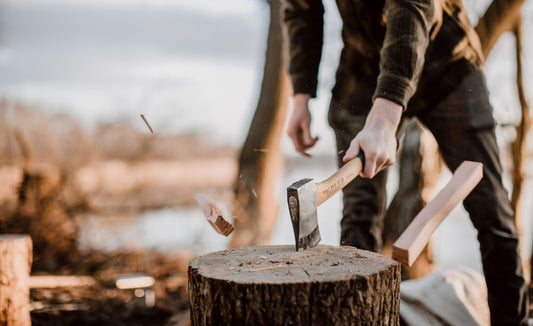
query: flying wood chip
[
  {"left": 140, "top": 114, "right": 154, "bottom": 134},
  {"left": 195, "top": 193, "right": 234, "bottom": 236}
]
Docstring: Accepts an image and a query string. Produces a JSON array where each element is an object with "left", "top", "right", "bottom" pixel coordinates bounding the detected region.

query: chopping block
[{"left": 188, "top": 245, "right": 400, "bottom": 326}]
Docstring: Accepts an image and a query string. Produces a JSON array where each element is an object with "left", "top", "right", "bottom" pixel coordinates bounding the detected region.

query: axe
[
  {"left": 288, "top": 157, "right": 483, "bottom": 262},
  {"left": 287, "top": 153, "right": 365, "bottom": 251}
]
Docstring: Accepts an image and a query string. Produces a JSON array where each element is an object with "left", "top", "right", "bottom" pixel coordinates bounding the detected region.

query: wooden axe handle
[
  {"left": 316, "top": 155, "right": 364, "bottom": 206},
  {"left": 392, "top": 161, "right": 483, "bottom": 266}
]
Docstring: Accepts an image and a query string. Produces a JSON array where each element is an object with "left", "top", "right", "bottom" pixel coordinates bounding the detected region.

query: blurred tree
[
  {"left": 475, "top": 0, "right": 525, "bottom": 57},
  {"left": 510, "top": 15, "right": 532, "bottom": 280},
  {"left": 0, "top": 130, "right": 80, "bottom": 272},
  {"left": 383, "top": 0, "right": 528, "bottom": 280},
  {"left": 230, "top": 0, "right": 290, "bottom": 247}
]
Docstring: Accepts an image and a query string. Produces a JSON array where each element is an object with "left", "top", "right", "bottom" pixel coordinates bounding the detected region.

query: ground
[
  {"left": 29, "top": 250, "right": 192, "bottom": 326},
  {"left": 28, "top": 267, "right": 533, "bottom": 326}
]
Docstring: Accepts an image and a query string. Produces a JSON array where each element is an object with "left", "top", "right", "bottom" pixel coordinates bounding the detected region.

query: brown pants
[{"left": 328, "top": 70, "right": 529, "bottom": 325}]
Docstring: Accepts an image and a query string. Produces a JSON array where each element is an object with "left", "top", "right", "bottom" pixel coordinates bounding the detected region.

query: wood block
[{"left": 392, "top": 161, "right": 483, "bottom": 266}]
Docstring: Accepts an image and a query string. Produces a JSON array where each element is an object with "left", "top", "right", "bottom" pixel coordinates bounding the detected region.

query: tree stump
[
  {"left": 188, "top": 245, "right": 400, "bottom": 325},
  {"left": 0, "top": 235, "right": 32, "bottom": 326}
]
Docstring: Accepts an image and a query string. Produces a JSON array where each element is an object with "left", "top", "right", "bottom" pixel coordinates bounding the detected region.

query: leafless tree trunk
[
  {"left": 506, "top": 14, "right": 533, "bottom": 281},
  {"left": 475, "top": 0, "right": 525, "bottom": 58},
  {"left": 230, "top": 0, "right": 290, "bottom": 248},
  {"left": 510, "top": 14, "right": 530, "bottom": 224}
]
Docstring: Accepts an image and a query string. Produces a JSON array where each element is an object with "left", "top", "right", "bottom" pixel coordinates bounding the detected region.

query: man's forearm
[
  {"left": 282, "top": 0, "right": 325, "bottom": 98},
  {"left": 366, "top": 98, "right": 403, "bottom": 132},
  {"left": 374, "top": 0, "right": 435, "bottom": 108}
]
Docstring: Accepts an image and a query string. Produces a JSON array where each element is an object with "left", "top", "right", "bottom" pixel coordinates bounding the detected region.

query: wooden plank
[{"left": 392, "top": 161, "right": 483, "bottom": 266}]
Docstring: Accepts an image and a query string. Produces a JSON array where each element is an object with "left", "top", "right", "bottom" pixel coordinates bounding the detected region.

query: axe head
[{"left": 287, "top": 178, "right": 321, "bottom": 251}]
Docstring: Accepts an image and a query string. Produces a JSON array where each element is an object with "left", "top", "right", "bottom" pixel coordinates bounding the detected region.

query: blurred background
[{"left": 0, "top": 0, "right": 532, "bottom": 324}]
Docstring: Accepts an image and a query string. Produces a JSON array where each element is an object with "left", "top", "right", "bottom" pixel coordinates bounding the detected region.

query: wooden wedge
[
  {"left": 392, "top": 161, "right": 483, "bottom": 266},
  {"left": 195, "top": 192, "right": 234, "bottom": 236}
]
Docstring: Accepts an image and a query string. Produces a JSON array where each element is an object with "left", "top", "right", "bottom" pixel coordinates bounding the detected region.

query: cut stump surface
[{"left": 189, "top": 245, "right": 400, "bottom": 326}]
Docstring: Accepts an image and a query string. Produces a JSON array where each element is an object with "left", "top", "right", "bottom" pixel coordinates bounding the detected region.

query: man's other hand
[
  {"left": 286, "top": 93, "right": 319, "bottom": 157},
  {"left": 343, "top": 98, "right": 402, "bottom": 178}
]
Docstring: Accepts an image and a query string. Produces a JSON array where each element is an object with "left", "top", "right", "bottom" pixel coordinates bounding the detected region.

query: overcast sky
[{"left": 0, "top": 0, "right": 270, "bottom": 145}]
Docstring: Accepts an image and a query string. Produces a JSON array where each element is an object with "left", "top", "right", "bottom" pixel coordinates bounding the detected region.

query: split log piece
[
  {"left": 0, "top": 235, "right": 32, "bottom": 326},
  {"left": 195, "top": 193, "right": 234, "bottom": 236}
]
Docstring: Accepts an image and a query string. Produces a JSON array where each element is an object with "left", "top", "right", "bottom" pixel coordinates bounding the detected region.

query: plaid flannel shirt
[{"left": 282, "top": 0, "right": 484, "bottom": 112}]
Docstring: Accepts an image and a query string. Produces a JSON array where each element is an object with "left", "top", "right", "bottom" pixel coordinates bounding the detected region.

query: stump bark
[
  {"left": 0, "top": 235, "right": 32, "bottom": 326},
  {"left": 188, "top": 245, "right": 400, "bottom": 326}
]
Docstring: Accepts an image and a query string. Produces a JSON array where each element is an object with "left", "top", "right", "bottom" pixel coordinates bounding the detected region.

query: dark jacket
[{"left": 282, "top": 0, "right": 484, "bottom": 113}]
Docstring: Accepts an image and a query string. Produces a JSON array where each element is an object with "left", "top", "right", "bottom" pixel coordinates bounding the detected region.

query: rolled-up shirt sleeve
[
  {"left": 373, "top": 0, "right": 435, "bottom": 108},
  {"left": 282, "top": 0, "right": 324, "bottom": 98}
]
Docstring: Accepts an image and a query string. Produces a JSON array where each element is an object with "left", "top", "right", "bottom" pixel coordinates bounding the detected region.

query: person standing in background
[{"left": 282, "top": 0, "right": 529, "bottom": 324}]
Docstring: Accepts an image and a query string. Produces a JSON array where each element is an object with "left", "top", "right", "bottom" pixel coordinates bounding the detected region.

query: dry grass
[{"left": 0, "top": 100, "right": 238, "bottom": 213}]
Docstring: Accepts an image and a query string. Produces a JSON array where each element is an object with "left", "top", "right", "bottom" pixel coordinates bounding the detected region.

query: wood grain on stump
[
  {"left": 188, "top": 245, "right": 400, "bottom": 326},
  {"left": 0, "top": 235, "right": 32, "bottom": 326}
]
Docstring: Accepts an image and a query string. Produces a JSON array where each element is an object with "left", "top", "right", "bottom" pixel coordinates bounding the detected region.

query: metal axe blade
[
  {"left": 287, "top": 154, "right": 364, "bottom": 251},
  {"left": 287, "top": 178, "right": 320, "bottom": 251}
]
